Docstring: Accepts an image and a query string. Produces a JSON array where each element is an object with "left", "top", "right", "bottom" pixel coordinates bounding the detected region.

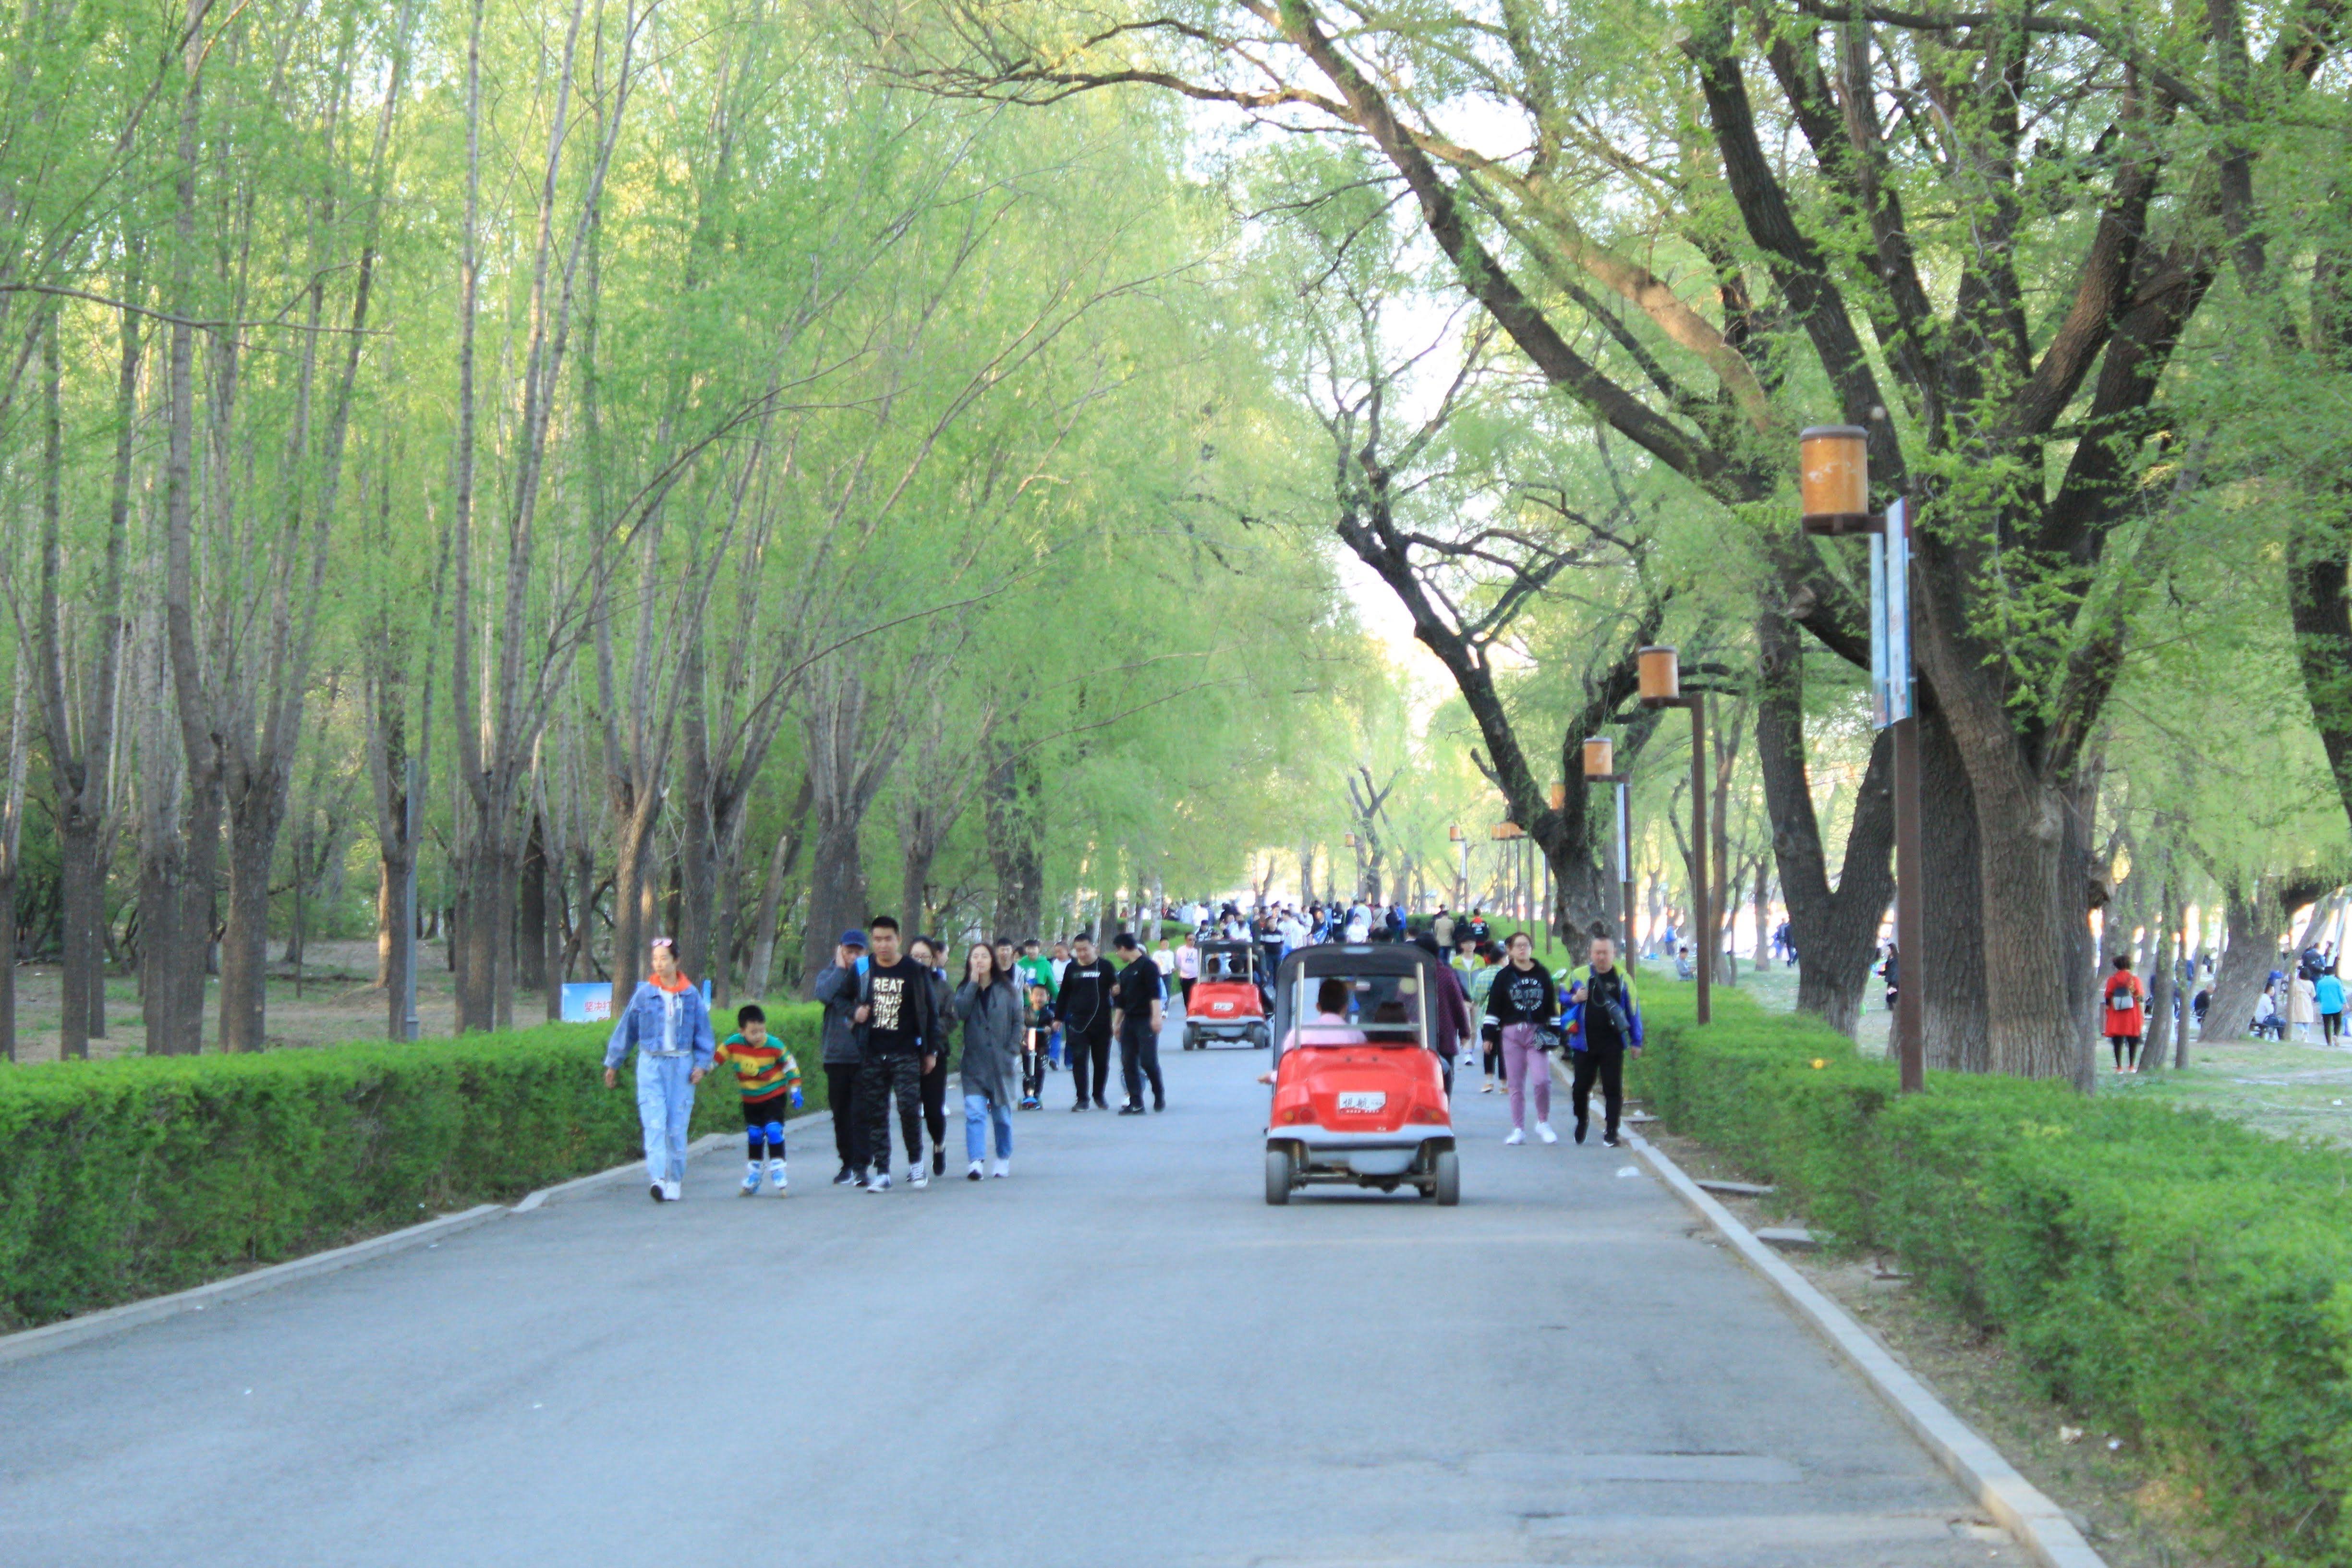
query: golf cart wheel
[
  {"left": 1434, "top": 1150, "right": 1461, "bottom": 1207},
  {"left": 1264, "top": 1147, "right": 1294, "bottom": 1206}
]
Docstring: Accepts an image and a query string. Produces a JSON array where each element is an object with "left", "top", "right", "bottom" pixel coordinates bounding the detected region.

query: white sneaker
[
  {"left": 660, "top": 1179, "right": 682, "bottom": 1202},
  {"left": 990, "top": 1158, "right": 1009, "bottom": 1179},
  {"left": 740, "top": 1162, "right": 763, "bottom": 1195},
  {"left": 967, "top": 1160, "right": 985, "bottom": 1181},
  {"left": 1503, "top": 1128, "right": 1526, "bottom": 1146},
  {"left": 910, "top": 1163, "right": 929, "bottom": 1189},
  {"left": 766, "top": 1158, "right": 788, "bottom": 1194},
  {"left": 866, "top": 1171, "right": 892, "bottom": 1192},
  {"left": 1536, "top": 1121, "right": 1559, "bottom": 1144}
]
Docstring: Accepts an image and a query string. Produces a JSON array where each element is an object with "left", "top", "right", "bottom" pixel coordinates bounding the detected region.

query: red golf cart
[
  {"left": 1262, "top": 943, "right": 1459, "bottom": 1205},
  {"left": 1184, "top": 940, "right": 1269, "bottom": 1050}
]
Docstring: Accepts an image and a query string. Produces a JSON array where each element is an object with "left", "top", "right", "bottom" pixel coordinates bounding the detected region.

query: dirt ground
[{"left": 6, "top": 940, "right": 470, "bottom": 1062}]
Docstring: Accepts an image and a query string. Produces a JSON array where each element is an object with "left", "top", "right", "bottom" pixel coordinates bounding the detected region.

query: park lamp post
[
  {"left": 1449, "top": 824, "right": 1467, "bottom": 911},
  {"left": 1581, "top": 736, "right": 1638, "bottom": 967},
  {"left": 1637, "top": 647, "right": 1709, "bottom": 1024},
  {"left": 1800, "top": 425, "right": 1925, "bottom": 1094}
]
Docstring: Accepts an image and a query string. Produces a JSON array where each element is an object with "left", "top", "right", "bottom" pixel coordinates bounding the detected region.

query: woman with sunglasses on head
[{"left": 602, "top": 937, "right": 715, "bottom": 1201}]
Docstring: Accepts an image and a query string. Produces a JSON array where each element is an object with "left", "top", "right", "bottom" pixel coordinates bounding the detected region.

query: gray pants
[{"left": 859, "top": 1054, "right": 923, "bottom": 1171}]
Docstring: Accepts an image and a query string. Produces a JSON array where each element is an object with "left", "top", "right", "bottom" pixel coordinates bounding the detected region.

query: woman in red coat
[{"left": 2103, "top": 954, "right": 2147, "bottom": 1074}]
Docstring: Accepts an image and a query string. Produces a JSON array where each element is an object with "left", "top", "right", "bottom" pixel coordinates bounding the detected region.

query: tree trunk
[
  {"left": 749, "top": 775, "right": 812, "bottom": 999},
  {"left": 985, "top": 743, "right": 1044, "bottom": 942},
  {"left": 1916, "top": 698, "right": 1990, "bottom": 1071},
  {"left": 2144, "top": 871, "right": 2175, "bottom": 1074},
  {"left": 1755, "top": 612, "right": 1894, "bottom": 1037},
  {"left": 2206, "top": 879, "right": 2302, "bottom": 1043},
  {"left": 801, "top": 803, "right": 868, "bottom": 987},
  {"left": 217, "top": 810, "right": 279, "bottom": 1051},
  {"left": 518, "top": 811, "right": 549, "bottom": 994}
]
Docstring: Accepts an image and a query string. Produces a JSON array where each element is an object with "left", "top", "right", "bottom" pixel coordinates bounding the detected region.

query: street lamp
[
  {"left": 1637, "top": 646, "right": 1709, "bottom": 1025},
  {"left": 1800, "top": 425, "right": 1924, "bottom": 1094},
  {"left": 1581, "top": 736, "right": 1637, "bottom": 965}
]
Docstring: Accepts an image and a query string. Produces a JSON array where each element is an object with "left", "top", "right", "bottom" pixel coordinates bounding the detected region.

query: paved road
[{"left": 1, "top": 1025, "right": 2020, "bottom": 1567}]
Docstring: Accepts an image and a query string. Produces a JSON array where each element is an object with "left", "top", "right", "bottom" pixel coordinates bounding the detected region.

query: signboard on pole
[
  {"left": 561, "top": 982, "right": 612, "bottom": 1023},
  {"left": 1869, "top": 498, "right": 1914, "bottom": 727}
]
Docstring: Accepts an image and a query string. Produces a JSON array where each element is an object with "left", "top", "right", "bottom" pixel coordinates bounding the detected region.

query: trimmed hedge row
[
  {"left": 1630, "top": 985, "right": 2352, "bottom": 1565},
  {"left": 0, "top": 1003, "right": 824, "bottom": 1333}
]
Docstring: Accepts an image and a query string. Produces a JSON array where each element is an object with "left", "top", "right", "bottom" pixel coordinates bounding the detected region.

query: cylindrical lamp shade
[
  {"left": 1799, "top": 425, "right": 1869, "bottom": 519},
  {"left": 1582, "top": 736, "right": 1614, "bottom": 778},
  {"left": 1344, "top": 833, "right": 1357, "bottom": 848},
  {"left": 1491, "top": 823, "right": 1522, "bottom": 840},
  {"left": 1637, "top": 645, "right": 1681, "bottom": 703},
  {"left": 1448, "top": 824, "right": 1464, "bottom": 842},
  {"left": 1548, "top": 783, "right": 1567, "bottom": 810}
]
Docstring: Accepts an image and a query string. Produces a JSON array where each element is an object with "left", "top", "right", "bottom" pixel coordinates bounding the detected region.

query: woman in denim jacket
[{"left": 602, "top": 937, "right": 715, "bottom": 1201}]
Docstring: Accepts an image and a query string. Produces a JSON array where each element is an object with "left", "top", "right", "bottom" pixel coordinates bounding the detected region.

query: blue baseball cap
[{"left": 840, "top": 929, "right": 868, "bottom": 949}]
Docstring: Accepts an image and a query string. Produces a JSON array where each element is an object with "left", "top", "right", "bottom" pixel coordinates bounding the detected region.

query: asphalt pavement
[{"left": 0, "top": 1021, "right": 2022, "bottom": 1567}]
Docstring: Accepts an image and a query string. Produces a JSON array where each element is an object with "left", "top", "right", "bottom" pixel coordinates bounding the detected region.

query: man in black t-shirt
[
  {"left": 1111, "top": 933, "right": 1167, "bottom": 1114},
  {"left": 1057, "top": 934, "right": 1117, "bottom": 1110},
  {"left": 853, "top": 915, "right": 938, "bottom": 1191}
]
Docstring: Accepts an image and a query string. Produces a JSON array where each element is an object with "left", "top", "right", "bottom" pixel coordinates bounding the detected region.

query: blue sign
[
  {"left": 1870, "top": 498, "right": 1914, "bottom": 728},
  {"left": 561, "top": 982, "right": 612, "bottom": 1023}
]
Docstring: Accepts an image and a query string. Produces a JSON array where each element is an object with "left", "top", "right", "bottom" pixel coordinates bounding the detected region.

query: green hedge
[
  {"left": 1631, "top": 986, "right": 2352, "bottom": 1565},
  {"left": 0, "top": 1002, "right": 824, "bottom": 1333}
]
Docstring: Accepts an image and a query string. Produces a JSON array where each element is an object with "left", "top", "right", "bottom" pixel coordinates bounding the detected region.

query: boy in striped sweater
[{"left": 712, "top": 1004, "right": 804, "bottom": 1195}]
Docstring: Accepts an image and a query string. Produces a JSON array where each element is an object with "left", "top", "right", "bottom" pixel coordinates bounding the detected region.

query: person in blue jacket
[
  {"left": 1562, "top": 935, "right": 1645, "bottom": 1147},
  {"left": 602, "top": 936, "right": 715, "bottom": 1201}
]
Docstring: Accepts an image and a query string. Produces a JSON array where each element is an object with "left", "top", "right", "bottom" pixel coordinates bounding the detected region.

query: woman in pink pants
[{"left": 1483, "top": 933, "right": 1561, "bottom": 1144}]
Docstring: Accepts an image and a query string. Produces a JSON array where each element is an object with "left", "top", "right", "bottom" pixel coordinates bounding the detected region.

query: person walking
[
  {"left": 853, "top": 916, "right": 939, "bottom": 1192},
  {"left": 1432, "top": 907, "right": 1455, "bottom": 950},
  {"left": 1414, "top": 932, "right": 1472, "bottom": 1098},
  {"left": 602, "top": 936, "right": 715, "bottom": 1203},
  {"left": 2320, "top": 965, "right": 2347, "bottom": 1045},
  {"left": 812, "top": 931, "right": 870, "bottom": 1184},
  {"left": 1175, "top": 933, "right": 1200, "bottom": 1009},
  {"left": 952, "top": 941, "right": 1024, "bottom": 1179},
  {"left": 1111, "top": 932, "right": 1167, "bottom": 1114},
  {"left": 909, "top": 936, "right": 957, "bottom": 1179},
  {"left": 1058, "top": 933, "right": 1117, "bottom": 1110},
  {"left": 1484, "top": 932, "right": 1560, "bottom": 1145},
  {"left": 710, "top": 1003, "right": 804, "bottom": 1195},
  {"left": 1564, "top": 936, "right": 1644, "bottom": 1146},
  {"left": 2103, "top": 953, "right": 2146, "bottom": 1072},
  {"left": 2291, "top": 971, "right": 2319, "bottom": 1042}
]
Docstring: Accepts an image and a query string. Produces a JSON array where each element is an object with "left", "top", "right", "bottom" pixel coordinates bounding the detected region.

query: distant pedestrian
[
  {"left": 1176, "top": 933, "right": 1200, "bottom": 1007},
  {"left": 2291, "top": 972, "right": 2318, "bottom": 1041},
  {"left": 1058, "top": 934, "right": 1117, "bottom": 1110},
  {"left": 711, "top": 1003, "right": 804, "bottom": 1195},
  {"left": 1020, "top": 980, "right": 1055, "bottom": 1108},
  {"left": 853, "top": 916, "right": 939, "bottom": 1192},
  {"left": 1432, "top": 908, "right": 1455, "bottom": 950},
  {"left": 1111, "top": 932, "right": 1166, "bottom": 1114},
  {"left": 1415, "top": 933, "right": 1471, "bottom": 1098},
  {"left": 952, "top": 942, "right": 1023, "bottom": 1179},
  {"left": 1565, "top": 936, "right": 1644, "bottom": 1146},
  {"left": 602, "top": 936, "right": 715, "bottom": 1203},
  {"left": 2102, "top": 954, "right": 2146, "bottom": 1073},
  {"left": 1483, "top": 932, "right": 1560, "bottom": 1146},
  {"left": 2321, "top": 967, "right": 2346, "bottom": 1045},
  {"left": 812, "top": 931, "right": 869, "bottom": 1184}
]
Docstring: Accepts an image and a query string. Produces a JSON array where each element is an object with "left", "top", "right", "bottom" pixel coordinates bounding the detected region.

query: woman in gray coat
[{"left": 953, "top": 943, "right": 1026, "bottom": 1179}]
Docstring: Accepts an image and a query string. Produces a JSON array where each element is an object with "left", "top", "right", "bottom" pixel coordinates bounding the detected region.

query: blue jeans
[
  {"left": 964, "top": 1093, "right": 1013, "bottom": 1161},
  {"left": 636, "top": 1052, "right": 697, "bottom": 1183}
]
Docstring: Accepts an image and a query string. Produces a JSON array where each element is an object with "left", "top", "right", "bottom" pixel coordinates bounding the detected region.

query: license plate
[
  {"left": 1336, "top": 1091, "right": 1386, "bottom": 1113},
  {"left": 1212, "top": 1003, "right": 1233, "bottom": 1013}
]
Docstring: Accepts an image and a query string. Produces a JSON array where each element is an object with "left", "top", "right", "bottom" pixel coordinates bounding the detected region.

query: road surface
[{"left": 0, "top": 1023, "right": 2020, "bottom": 1566}]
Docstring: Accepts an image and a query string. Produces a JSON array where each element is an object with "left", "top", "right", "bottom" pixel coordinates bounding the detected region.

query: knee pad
[{"left": 763, "top": 1120, "right": 785, "bottom": 1148}]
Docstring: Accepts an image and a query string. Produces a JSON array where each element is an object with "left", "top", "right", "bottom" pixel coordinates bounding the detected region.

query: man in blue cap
[{"left": 812, "top": 929, "right": 870, "bottom": 1185}]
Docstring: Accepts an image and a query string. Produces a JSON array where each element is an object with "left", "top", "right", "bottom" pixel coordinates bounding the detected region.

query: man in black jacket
[
  {"left": 853, "top": 915, "right": 939, "bottom": 1191},
  {"left": 1111, "top": 932, "right": 1166, "bottom": 1114},
  {"left": 1057, "top": 933, "right": 1116, "bottom": 1110},
  {"left": 811, "top": 929, "right": 869, "bottom": 1184}
]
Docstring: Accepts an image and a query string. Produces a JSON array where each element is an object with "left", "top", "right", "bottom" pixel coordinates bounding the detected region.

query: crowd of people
[{"left": 595, "top": 892, "right": 1665, "bottom": 1201}]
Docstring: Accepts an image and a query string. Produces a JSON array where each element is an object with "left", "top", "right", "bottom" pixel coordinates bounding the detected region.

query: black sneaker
[
  {"left": 831, "top": 1166, "right": 859, "bottom": 1186},
  {"left": 932, "top": 1147, "right": 946, "bottom": 1177},
  {"left": 1153, "top": 1101, "right": 1166, "bottom": 1112},
  {"left": 1071, "top": 1101, "right": 1088, "bottom": 1112},
  {"left": 1602, "top": 1130, "right": 1622, "bottom": 1148},
  {"left": 1117, "top": 1104, "right": 1143, "bottom": 1116},
  {"left": 1574, "top": 1119, "right": 1588, "bottom": 1145},
  {"left": 1094, "top": 1099, "right": 1110, "bottom": 1110}
]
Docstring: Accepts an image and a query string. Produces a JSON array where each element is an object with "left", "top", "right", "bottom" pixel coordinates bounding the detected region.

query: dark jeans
[
  {"left": 1120, "top": 1019, "right": 1164, "bottom": 1109},
  {"left": 824, "top": 1062, "right": 864, "bottom": 1171},
  {"left": 1570, "top": 1044, "right": 1625, "bottom": 1136},
  {"left": 1069, "top": 1030, "right": 1112, "bottom": 1106},
  {"left": 920, "top": 1054, "right": 948, "bottom": 1148},
  {"left": 2327, "top": 1011, "right": 2344, "bottom": 1045},
  {"left": 859, "top": 1054, "right": 924, "bottom": 1172}
]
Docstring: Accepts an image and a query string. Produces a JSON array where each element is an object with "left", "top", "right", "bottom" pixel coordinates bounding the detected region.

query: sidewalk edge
[
  {"left": 0, "top": 1203, "right": 506, "bottom": 1367},
  {"left": 1624, "top": 1119, "right": 2109, "bottom": 1568}
]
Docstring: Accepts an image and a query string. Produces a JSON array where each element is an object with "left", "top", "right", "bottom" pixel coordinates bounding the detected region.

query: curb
[
  {"left": 1621, "top": 1114, "right": 2108, "bottom": 1568},
  {"left": 1, "top": 1106, "right": 835, "bottom": 1365},
  {"left": 0, "top": 1203, "right": 507, "bottom": 1367}
]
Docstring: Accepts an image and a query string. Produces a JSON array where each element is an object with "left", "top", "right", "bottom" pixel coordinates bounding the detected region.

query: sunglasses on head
[{"left": 650, "top": 938, "right": 676, "bottom": 951}]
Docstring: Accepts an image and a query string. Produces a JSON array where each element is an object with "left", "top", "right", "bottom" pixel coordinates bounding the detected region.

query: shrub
[
  {"left": 0, "top": 1004, "right": 823, "bottom": 1333},
  {"left": 1631, "top": 986, "right": 2352, "bottom": 1566}
]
